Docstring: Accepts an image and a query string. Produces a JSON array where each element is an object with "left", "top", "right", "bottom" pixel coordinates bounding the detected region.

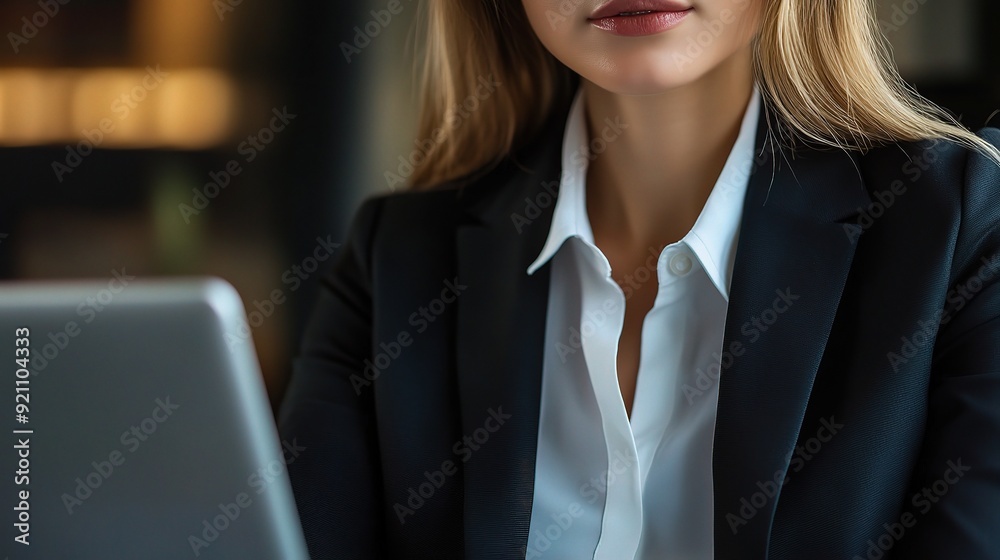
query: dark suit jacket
[{"left": 278, "top": 99, "right": 1000, "bottom": 559}]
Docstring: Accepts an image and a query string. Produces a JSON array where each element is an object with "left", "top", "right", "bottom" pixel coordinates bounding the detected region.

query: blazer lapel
[
  {"left": 454, "top": 112, "right": 568, "bottom": 558},
  {"left": 451, "top": 98, "right": 872, "bottom": 559},
  {"left": 712, "top": 124, "right": 873, "bottom": 558}
]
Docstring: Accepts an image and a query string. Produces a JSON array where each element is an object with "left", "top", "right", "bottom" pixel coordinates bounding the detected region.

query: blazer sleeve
[
  {"left": 893, "top": 130, "right": 1000, "bottom": 559},
  {"left": 278, "top": 195, "right": 385, "bottom": 560}
]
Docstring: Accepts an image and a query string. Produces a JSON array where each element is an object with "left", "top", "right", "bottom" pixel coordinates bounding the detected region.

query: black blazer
[{"left": 278, "top": 100, "right": 1000, "bottom": 559}]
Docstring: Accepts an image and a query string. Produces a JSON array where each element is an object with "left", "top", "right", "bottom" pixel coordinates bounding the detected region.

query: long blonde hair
[{"left": 408, "top": 0, "right": 1000, "bottom": 190}]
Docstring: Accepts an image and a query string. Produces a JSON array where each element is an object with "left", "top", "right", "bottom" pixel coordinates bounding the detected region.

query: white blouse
[{"left": 524, "top": 85, "right": 762, "bottom": 559}]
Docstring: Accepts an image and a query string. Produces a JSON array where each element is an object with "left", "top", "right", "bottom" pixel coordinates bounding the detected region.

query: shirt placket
[{"left": 576, "top": 243, "right": 644, "bottom": 560}]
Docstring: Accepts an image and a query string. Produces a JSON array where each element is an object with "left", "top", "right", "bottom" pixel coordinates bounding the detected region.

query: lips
[
  {"left": 587, "top": 0, "right": 694, "bottom": 36},
  {"left": 589, "top": 0, "right": 693, "bottom": 20}
]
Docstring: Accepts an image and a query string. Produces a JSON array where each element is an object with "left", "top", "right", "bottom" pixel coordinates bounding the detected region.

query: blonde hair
[{"left": 408, "top": 0, "right": 1000, "bottom": 190}]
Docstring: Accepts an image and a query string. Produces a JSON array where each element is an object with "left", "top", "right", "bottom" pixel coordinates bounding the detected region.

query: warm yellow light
[
  {"left": 156, "top": 69, "right": 235, "bottom": 149},
  {"left": 0, "top": 68, "right": 237, "bottom": 148},
  {"left": 0, "top": 70, "right": 74, "bottom": 144},
  {"left": 71, "top": 69, "right": 153, "bottom": 146}
]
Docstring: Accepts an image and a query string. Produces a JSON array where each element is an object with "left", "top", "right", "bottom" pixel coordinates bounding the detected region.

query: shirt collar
[
  {"left": 525, "top": 88, "right": 594, "bottom": 276},
  {"left": 526, "top": 85, "right": 762, "bottom": 302}
]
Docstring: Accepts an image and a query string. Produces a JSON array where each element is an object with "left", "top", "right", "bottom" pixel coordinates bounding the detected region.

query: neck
[{"left": 582, "top": 46, "right": 755, "bottom": 250}]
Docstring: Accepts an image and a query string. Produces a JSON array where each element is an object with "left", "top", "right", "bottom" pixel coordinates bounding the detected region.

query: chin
[
  {"left": 522, "top": 0, "right": 760, "bottom": 97},
  {"left": 578, "top": 51, "right": 717, "bottom": 95},
  {"left": 534, "top": 20, "right": 751, "bottom": 97}
]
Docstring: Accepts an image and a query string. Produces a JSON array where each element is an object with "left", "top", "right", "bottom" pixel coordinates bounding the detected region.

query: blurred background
[{"left": 0, "top": 0, "right": 997, "bottom": 412}]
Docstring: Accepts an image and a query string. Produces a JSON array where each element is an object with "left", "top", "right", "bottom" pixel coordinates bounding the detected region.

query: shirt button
[{"left": 668, "top": 252, "right": 693, "bottom": 276}]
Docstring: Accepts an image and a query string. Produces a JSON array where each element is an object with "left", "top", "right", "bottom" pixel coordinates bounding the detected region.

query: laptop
[{"left": 1, "top": 277, "right": 309, "bottom": 559}]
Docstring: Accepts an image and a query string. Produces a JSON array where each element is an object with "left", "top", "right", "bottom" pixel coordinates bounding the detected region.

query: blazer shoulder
[
  {"left": 343, "top": 163, "right": 505, "bottom": 253},
  {"left": 358, "top": 93, "right": 569, "bottom": 237},
  {"left": 871, "top": 127, "right": 1000, "bottom": 270},
  {"left": 953, "top": 127, "right": 1000, "bottom": 274},
  {"left": 359, "top": 146, "right": 548, "bottom": 233},
  {"left": 858, "top": 127, "right": 1000, "bottom": 206},
  {"left": 961, "top": 126, "right": 1000, "bottom": 206}
]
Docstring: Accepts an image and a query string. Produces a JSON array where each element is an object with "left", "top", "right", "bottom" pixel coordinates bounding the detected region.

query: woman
[{"left": 279, "top": 0, "right": 1000, "bottom": 558}]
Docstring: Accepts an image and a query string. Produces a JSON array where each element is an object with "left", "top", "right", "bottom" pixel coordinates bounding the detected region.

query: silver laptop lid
[{"left": 1, "top": 277, "right": 308, "bottom": 559}]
